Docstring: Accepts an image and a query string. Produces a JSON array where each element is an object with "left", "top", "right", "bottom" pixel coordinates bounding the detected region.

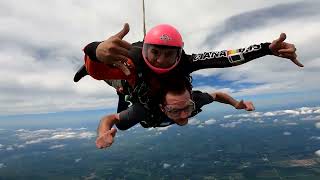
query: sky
[{"left": 0, "top": 0, "right": 319, "bottom": 116}]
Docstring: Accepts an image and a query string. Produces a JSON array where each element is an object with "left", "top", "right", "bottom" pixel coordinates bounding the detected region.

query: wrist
[
  {"left": 264, "top": 42, "right": 273, "bottom": 55},
  {"left": 84, "top": 41, "right": 102, "bottom": 62}
]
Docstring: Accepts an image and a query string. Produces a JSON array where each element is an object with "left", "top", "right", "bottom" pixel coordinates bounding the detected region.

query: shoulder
[{"left": 191, "top": 90, "right": 214, "bottom": 109}]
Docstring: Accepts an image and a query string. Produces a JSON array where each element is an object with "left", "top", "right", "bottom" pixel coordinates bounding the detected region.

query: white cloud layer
[
  {"left": 315, "top": 122, "right": 320, "bottom": 129},
  {"left": 163, "top": 163, "right": 171, "bottom": 169},
  {"left": 314, "top": 150, "right": 320, "bottom": 157},
  {"left": 0, "top": 163, "right": 6, "bottom": 169},
  {"left": 224, "top": 106, "right": 320, "bottom": 119},
  {"left": 15, "top": 128, "right": 95, "bottom": 146},
  {"left": 1, "top": 0, "right": 319, "bottom": 115},
  {"left": 49, "top": 144, "right": 65, "bottom": 150},
  {"left": 283, "top": 132, "right": 292, "bottom": 136},
  {"left": 75, "top": 158, "right": 82, "bottom": 163},
  {"left": 204, "top": 119, "right": 217, "bottom": 125}
]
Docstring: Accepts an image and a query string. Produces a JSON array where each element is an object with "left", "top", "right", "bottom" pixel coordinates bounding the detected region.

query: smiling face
[
  {"left": 161, "top": 89, "right": 195, "bottom": 126},
  {"left": 145, "top": 45, "right": 179, "bottom": 68},
  {"left": 142, "top": 44, "right": 182, "bottom": 74}
]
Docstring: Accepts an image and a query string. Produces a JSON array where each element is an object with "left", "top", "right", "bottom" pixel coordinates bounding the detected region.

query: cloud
[
  {"left": 310, "top": 136, "right": 320, "bottom": 140},
  {"left": 16, "top": 128, "right": 95, "bottom": 146},
  {"left": 147, "top": 126, "right": 172, "bottom": 134},
  {"left": 302, "top": 115, "right": 320, "bottom": 121},
  {"left": 220, "top": 121, "right": 241, "bottom": 128},
  {"left": 225, "top": 106, "right": 320, "bottom": 119},
  {"left": 197, "top": 125, "right": 204, "bottom": 128},
  {"left": 84, "top": 172, "right": 98, "bottom": 180},
  {"left": 0, "top": 163, "right": 6, "bottom": 169},
  {"left": 286, "top": 122, "right": 298, "bottom": 126},
  {"left": 180, "top": 163, "right": 185, "bottom": 168},
  {"left": 6, "top": 146, "right": 14, "bottom": 151},
  {"left": 283, "top": 131, "right": 292, "bottom": 136},
  {"left": 49, "top": 144, "right": 65, "bottom": 150},
  {"left": 0, "top": 144, "right": 3, "bottom": 149},
  {"left": 315, "top": 122, "right": 320, "bottom": 129},
  {"left": 188, "top": 118, "right": 201, "bottom": 126},
  {"left": 204, "top": 118, "right": 217, "bottom": 125},
  {"left": 157, "top": 126, "right": 171, "bottom": 131},
  {"left": 75, "top": 158, "right": 82, "bottom": 163},
  {"left": 315, "top": 150, "right": 320, "bottom": 157},
  {"left": 204, "top": 2, "right": 318, "bottom": 47},
  {"left": 188, "top": 118, "right": 217, "bottom": 127},
  {"left": 163, "top": 163, "right": 171, "bottom": 169}
]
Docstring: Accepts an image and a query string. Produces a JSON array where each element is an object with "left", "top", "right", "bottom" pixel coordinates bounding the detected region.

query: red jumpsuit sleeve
[{"left": 84, "top": 55, "right": 136, "bottom": 85}]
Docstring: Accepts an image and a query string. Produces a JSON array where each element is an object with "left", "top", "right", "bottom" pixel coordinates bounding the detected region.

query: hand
[
  {"left": 95, "top": 128, "right": 117, "bottom": 149},
  {"left": 96, "top": 23, "right": 132, "bottom": 75},
  {"left": 235, "top": 100, "right": 255, "bottom": 111},
  {"left": 269, "top": 33, "right": 303, "bottom": 67}
]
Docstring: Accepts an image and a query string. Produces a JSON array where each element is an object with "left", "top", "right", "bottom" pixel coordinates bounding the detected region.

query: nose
[
  {"left": 156, "top": 54, "right": 167, "bottom": 64},
  {"left": 179, "top": 110, "right": 190, "bottom": 119}
]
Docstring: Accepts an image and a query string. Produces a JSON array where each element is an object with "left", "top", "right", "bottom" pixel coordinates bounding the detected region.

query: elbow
[{"left": 115, "top": 123, "right": 131, "bottom": 131}]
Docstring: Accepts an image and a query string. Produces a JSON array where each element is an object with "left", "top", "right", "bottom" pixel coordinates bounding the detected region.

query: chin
[{"left": 176, "top": 118, "right": 188, "bottom": 126}]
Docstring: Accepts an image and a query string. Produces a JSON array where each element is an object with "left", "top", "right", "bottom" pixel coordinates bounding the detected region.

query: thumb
[
  {"left": 110, "top": 128, "right": 117, "bottom": 137},
  {"left": 113, "top": 62, "right": 131, "bottom": 76},
  {"left": 238, "top": 100, "right": 246, "bottom": 109},
  {"left": 114, "top": 23, "right": 130, "bottom": 39},
  {"left": 274, "top": 33, "right": 286, "bottom": 44}
]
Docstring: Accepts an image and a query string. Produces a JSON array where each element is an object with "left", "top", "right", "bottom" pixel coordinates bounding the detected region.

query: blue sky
[{"left": 0, "top": 0, "right": 319, "bottom": 118}]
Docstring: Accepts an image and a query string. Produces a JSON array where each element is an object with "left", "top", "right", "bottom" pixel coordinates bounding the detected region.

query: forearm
[
  {"left": 190, "top": 43, "right": 273, "bottom": 71},
  {"left": 212, "top": 92, "right": 239, "bottom": 108},
  {"left": 97, "top": 114, "right": 119, "bottom": 137},
  {"left": 83, "top": 41, "right": 101, "bottom": 62}
]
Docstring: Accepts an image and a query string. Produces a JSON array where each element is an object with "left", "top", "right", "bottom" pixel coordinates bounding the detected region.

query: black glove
[{"left": 73, "top": 65, "right": 88, "bottom": 82}]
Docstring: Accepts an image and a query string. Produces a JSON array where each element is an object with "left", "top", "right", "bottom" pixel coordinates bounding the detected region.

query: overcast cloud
[{"left": 0, "top": 0, "right": 319, "bottom": 115}]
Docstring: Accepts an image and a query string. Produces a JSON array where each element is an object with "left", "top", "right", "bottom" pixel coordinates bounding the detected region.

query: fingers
[
  {"left": 110, "top": 128, "right": 117, "bottom": 137},
  {"left": 278, "top": 52, "right": 296, "bottom": 60},
  {"left": 278, "top": 47, "right": 296, "bottom": 54},
  {"left": 112, "top": 62, "right": 131, "bottom": 76},
  {"left": 95, "top": 129, "right": 117, "bottom": 149},
  {"left": 278, "top": 53, "right": 303, "bottom": 67},
  {"left": 109, "top": 45, "right": 130, "bottom": 58},
  {"left": 275, "top": 33, "right": 286, "bottom": 44},
  {"left": 96, "top": 138, "right": 111, "bottom": 149},
  {"left": 114, "top": 23, "right": 130, "bottom": 39},
  {"left": 291, "top": 58, "right": 304, "bottom": 67},
  {"left": 246, "top": 102, "right": 255, "bottom": 111},
  {"left": 114, "top": 38, "right": 132, "bottom": 50},
  {"left": 235, "top": 100, "right": 244, "bottom": 109}
]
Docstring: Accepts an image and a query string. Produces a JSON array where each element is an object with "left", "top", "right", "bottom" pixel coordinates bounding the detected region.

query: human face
[
  {"left": 145, "top": 45, "right": 179, "bottom": 68},
  {"left": 161, "top": 90, "right": 195, "bottom": 126}
]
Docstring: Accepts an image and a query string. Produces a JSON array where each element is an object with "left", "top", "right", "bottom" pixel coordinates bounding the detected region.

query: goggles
[{"left": 164, "top": 99, "right": 195, "bottom": 118}]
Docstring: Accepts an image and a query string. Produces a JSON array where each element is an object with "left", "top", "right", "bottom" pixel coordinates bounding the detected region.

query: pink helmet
[{"left": 142, "top": 24, "right": 184, "bottom": 74}]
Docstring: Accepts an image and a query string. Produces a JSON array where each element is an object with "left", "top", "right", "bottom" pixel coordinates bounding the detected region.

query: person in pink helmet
[
  {"left": 141, "top": 24, "right": 184, "bottom": 74},
  {"left": 74, "top": 23, "right": 302, "bottom": 127}
]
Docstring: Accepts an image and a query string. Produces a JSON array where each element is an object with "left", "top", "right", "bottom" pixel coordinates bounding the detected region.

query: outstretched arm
[
  {"left": 210, "top": 92, "right": 255, "bottom": 111},
  {"left": 189, "top": 33, "right": 303, "bottom": 72},
  {"left": 95, "top": 114, "right": 120, "bottom": 149}
]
